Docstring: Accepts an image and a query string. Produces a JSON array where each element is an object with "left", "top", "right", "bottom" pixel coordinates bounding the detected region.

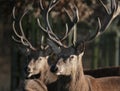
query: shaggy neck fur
[
  {"left": 67, "top": 54, "right": 120, "bottom": 91},
  {"left": 39, "top": 61, "right": 57, "bottom": 85},
  {"left": 68, "top": 55, "right": 90, "bottom": 91}
]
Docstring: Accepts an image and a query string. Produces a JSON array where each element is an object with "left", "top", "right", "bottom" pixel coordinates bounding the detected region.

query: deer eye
[
  {"left": 38, "top": 57, "right": 42, "bottom": 61},
  {"left": 70, "top": 55, "right": 74, "bottom": 60}
]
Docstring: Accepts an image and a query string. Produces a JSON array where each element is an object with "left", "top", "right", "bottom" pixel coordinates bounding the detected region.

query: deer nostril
[
  {"left": 50, "top": 65, "right": 58, "bottom": 73},
  {"left": 27, "top": 68, "right": 31, "bottom": 72}
]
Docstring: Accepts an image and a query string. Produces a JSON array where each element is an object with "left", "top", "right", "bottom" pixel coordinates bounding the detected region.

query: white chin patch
[
  {"left": 56, "top": 68, "right": 64, "bottom": 75},
  {"left": 56, "top": 70, "right": 63, "bottom": 75},
  {"left": 56, "top": 72, "right": 61, "bottom": 75},
  {"left": 28, "top": 73, "right": 32, "bottom": 78}
]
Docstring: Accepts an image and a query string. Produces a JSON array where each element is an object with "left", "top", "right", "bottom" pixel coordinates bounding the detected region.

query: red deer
[
  {"left": 12, "top": 0, "right": 79, "bottom": 90},
  {"left": 25, "top": 0, "right": 79, "bottom": 91},
  {"left": 12, "top": 5, "right": 51, "bottom": 91},
  {"left": 47, "top": 0, "right": 120, "bottom": 91},
  {"left": 13, "top": 0, "right": 120, "bottom": 91}
]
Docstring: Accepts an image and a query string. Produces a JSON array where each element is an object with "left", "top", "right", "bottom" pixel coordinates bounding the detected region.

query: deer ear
[{"left": 75, "top": 41, "right": 85, "bottom": 55}]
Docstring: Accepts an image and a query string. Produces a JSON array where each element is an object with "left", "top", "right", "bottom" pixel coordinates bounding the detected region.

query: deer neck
[
  {"left": 39, "top": 61, "right": 49, "bottom": 84},
  {"left": 39, "top": 63, "right": 57, "bottom": 84},
  {"left": 71, "top": 55, "right": 84, "bottom": 80},
  {"left": 69, "top": 56, "right": 89, "bottom": 91}
]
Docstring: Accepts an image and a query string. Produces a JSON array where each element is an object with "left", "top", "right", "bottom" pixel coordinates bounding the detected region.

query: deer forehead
[{"left": 58, "top": 55, "right": 78, "bottom": 63}]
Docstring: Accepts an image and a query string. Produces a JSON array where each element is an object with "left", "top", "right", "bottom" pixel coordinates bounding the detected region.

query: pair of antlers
[{"left": 12, "top": 0, "right": 120, "bottom": 53}]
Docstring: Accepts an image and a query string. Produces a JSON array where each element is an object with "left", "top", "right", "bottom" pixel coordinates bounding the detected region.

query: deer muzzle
[{"left": 50, "top": 65, "right": 58, "bottom": 73}]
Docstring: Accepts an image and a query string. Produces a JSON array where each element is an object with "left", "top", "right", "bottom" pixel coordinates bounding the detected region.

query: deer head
[
  {"left": 49, "top": 0, "right": 120, "bottom": 75},
  {"left": 12, "top": 6, "right": 52, "bottom": 78},
  {"left": 12, "top": 0, "right": 64, "bottom": 81},
  {"left": 27, "top": 55, "right": 49, "bottom": 77},
  {"left": 51, "top": 41, "right": 85, "bottom": 76}
]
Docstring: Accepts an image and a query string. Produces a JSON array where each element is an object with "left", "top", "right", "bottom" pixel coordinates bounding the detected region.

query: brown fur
[
  {"left": 24, "top": 79, "right": 47, "bottom": 91},
  {"left": 54, "top": 53, "right": 120, "bottom": 91},
  {"left": 24, "top": 56, "right": 58, "bottom": 91}
]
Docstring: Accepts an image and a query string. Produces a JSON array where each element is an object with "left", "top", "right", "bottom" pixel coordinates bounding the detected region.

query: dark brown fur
[{"left": 84, "top": 66, "right": 120, "bottom": 78}]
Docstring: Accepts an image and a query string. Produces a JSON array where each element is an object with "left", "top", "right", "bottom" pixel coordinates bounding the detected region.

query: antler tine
[
  {"left": 12, "top": 7, "right": 36, "bottom": 51},
  {"left": 39, "top": 0, "right": 60, "bottom": 35},
  {"left": 48, "top": 0, "right": 60, "bottom": 12},
  {"left": 98, "top": 0, "right": 109, "bottom": 14},
  {"left": 69, "top": 4, "right": 79, "bottom": 23},
  {"left": 12, "top": 7, "right": 24, "bottom": 42},
  {"left": 37, "top": 0, "right": 67, "bottom": 47},
  {"left": 61, "top": 5, "right": 79, "bottom": 41},
  {"left": 19, "top": 10, "right": 28, "bottom": 38},
  {"left": 111, "top": 0, "right": 120, "bottom": 19},
  {"left": 45, "top": 0, "right": 61, "bottom": 41},
  {"left": 86, "top": 0, "right": 120, "bottom": 42},
  {"left": 12, "top": 21, "right": 22, "bottom": 42},
  {"left": 12, "top": 6, "right": 16, "bottom": 19},
  {"left": 111, "top": 0, "right": 117, "bottom": 12},
  {"left": 39, "top": 0, "right": 44, "bottom": 10},
  {"left": 86, "top": 18, "right": 101, "bottom": 41},
  {"left": 40, "top": 0, "right": 60, "bottom": 33},
  {"left": 37, "top": 18, "right": 64, "bottom": 47},
  {"left": 99, "top": 0, "right": 119, "bottom": 31},
  {"left": 19, "top": 10, "right": 37, "bottom": 50}
]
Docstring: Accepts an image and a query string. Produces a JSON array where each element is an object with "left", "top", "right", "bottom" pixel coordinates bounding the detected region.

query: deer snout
[
  {"left": 27, "top": 67, "right": 33, "bottom": 73},
  {"left": 50, "top": 65, "right": 58, "bottom": 73},
  {"left": 27, "top": 67, "right": 31, "bottom": 72},
  {"left": 27, "top": 67, "right": 34, "bottom": 78}
]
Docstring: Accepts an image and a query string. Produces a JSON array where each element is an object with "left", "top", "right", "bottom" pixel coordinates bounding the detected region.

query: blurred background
[{"left": 0, "top": 0, "right": 120, "bottom": 91}]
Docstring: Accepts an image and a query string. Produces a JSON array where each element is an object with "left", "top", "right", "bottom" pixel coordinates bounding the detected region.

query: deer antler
[
  {"left": 45, "top": 0, "right": 119, "bottom": 54},
  {"left": 85, "top": 0, "right": 120, "bottom": 42},
  {"left": 37, "top": 0, "right": 79, "bottom": 48},
  {"left": 12, "top": 7, "right": 36, "bottom": 51},
  {"left": 37, "top": 0, "right": 63, "bottom": 46},
  {"left": 61, "top": 4, "right": 79, "bottom": 41}
]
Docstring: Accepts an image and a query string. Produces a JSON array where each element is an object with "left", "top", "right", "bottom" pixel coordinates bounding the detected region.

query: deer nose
[
  {"left": 27, "top": 67, "right": 31, "bottom": 72},
  {"left": 50, "top": 65, "right": 58, "bottom": 73}
]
